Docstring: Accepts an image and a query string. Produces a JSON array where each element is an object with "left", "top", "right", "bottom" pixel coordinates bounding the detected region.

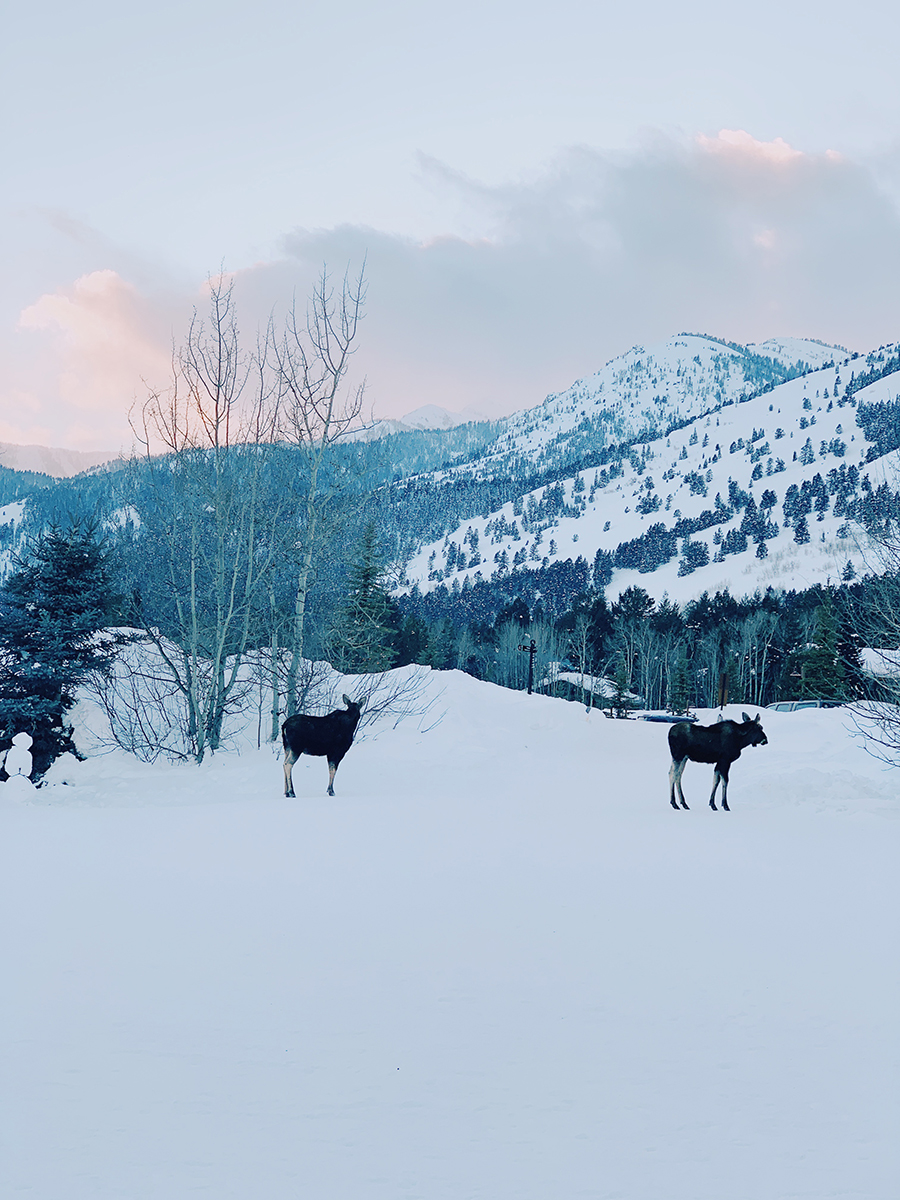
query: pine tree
[
  {"left": 0, "top": 522, "right": 123, "bottom": 778},
  {"left": 667, "top": 647, "right": 692, "bottom": 715},
  {"left": 799, "top": 595, "right": 845, "bottom": 699},
  {"left": 609, "top": 655, "right": 633, "bottom": 718},
  {"left": 424, "top": 619, "right": 456, "bottom": 670},
  {"left": 333, "top": 525, "right": 399, "bottom": 674}
]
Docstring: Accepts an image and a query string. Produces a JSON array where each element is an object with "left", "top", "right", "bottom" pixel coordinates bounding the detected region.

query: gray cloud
[
  {"left": 238, "top": 133, "right": 900, "bottom": 418},
  {"left": 7, "top": 132, "right": 900, "bottom": 448}
]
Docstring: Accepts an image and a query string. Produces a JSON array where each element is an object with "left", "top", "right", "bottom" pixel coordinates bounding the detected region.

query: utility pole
[{"left": 518, "top": 638, "right": 537, "bottom": 695}]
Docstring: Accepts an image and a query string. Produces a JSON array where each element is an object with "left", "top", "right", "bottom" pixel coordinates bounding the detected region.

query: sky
[{"left": 3, "top": 0, "right": 900, "bottom": 450}]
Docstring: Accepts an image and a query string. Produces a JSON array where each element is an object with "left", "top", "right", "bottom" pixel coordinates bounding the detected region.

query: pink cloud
[
  {"left": 697, "top": 129, "right": 806, "bottom": 163},
  {"left": 4, "top": 130, "right": 900, "bottom": 450},
  {"left": 10, "top": 270, "right": 173, "bottom": 450}
]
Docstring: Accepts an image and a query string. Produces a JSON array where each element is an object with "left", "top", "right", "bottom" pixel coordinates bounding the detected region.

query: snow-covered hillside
[
  {"left": 351, "top": 403, "right": 491, "bottom": 440},
  {"left": 0, "top": 441, "right": 119, "bottom": 478},
  {"left": 0, "top": 501, "right": 26, "bottom": 581},
  {"left": 403, "top": 340, "right": 898, "bottom": 604},
  {"left": 1, "top": 669, "right": 897, "bottom": 1198},
  {"left": 457, "top": 333, "right": 842, "bottom": 477}
]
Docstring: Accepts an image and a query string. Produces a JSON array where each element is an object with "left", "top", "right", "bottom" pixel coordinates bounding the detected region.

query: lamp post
[{"left": 518, "top": 638, "right": 537, "bottom": 695}]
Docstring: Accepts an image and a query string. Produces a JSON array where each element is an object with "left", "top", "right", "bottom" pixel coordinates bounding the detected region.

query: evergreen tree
[
  {"left": 424, "top": 619, "right": 456, "bottom": 670},
  {"left": 799, "top": 595, "right": 845, "bottom": 698},
  {"left": 678, "top": 537, "right": 710, "bottom": 576},
  {"left": 333, "top": 524, "right": 399, "bottom": 674},
  {"left": 667, "top": 646, "right": 692, "bottom": 714},
  {"left": 0, "top": 522, "right": 123, "bottom": 778},
  {"left": 394, "top": 614, "right": 430, "bottom": 666},
  {"left": 587, "top": 594, "right": 615, "bottom": 665},
  {"left": 609, "top": 655, "right": 633, "bottom": 718}
]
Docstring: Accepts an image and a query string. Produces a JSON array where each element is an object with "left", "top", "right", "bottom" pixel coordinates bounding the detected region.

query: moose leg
[
  {"left": 669, "top": 757, "right": 689, "bottom": 809},
  {"left": 719, "top": 762, "right": 731, "bottom": 812},
  {"left": 709, "top": 768, "right": 722, "bottom": 810},
  {"left": 283, "top": 747, "right": 298, "bottom": 798},
  {"left": 326, "top": 759, "right": 338, "bottom": 796}
]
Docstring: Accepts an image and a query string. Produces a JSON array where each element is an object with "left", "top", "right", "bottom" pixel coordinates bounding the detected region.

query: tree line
[{"left": 3, "top": 273, "right": 900, "bottom": 777}]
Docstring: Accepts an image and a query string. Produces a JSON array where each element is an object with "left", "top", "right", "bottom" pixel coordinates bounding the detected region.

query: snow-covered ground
[{"left": 2, "top": 669, "right": 898, "bottom": 1199}]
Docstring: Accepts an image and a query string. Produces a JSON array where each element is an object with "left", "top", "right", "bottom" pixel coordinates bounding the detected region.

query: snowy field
[{"left": 2, "top": 669, "right": 898, "bottom": 1199}]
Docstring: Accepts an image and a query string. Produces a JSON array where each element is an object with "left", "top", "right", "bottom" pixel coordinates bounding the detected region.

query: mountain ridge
[
  {"left": 391, "top": 333, "right": 899, "bottom": 609},
  {"left": 0, "top": 442, "right": 120, "bottom": 479}
]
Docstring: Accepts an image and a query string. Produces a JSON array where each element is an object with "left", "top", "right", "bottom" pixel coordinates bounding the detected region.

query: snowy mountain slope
[
  {"left": 0, "top": 501, "right": 27, "bottom": 582},
  {"left": 0, "top": 501, "right": 26, "bottom": 525},
  {"left": 350, "top": 403, "right": 491, "bottom": 440},
  {"left": 401, "top": 343, "right": 900, "bottom": 605},
  {"left": 0, "top": 441, "right": 119, "bottom": 478},
  {"left": 400, "top": 403, "right": 491, "bottom": 429},
  {"left": 444, "top": 333, "right": 844, "bottom": 481},
  {"left": 748, "top": 335, "right": 847, "bottom": 366},
  {"left": 2, "top": 668, "right": 897, "bottom": 1199}
]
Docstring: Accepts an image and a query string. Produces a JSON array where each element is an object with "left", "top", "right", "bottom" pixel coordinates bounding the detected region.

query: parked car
[
  {"left": 637, "top": 712, "right": 698, "bottom": 723},
  {"left": 765, "top": 699, "right": 845, "bottom": 712}
]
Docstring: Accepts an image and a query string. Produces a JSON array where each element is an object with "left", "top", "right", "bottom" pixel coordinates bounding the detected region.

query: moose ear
[
  {"left": 754, "top": 713, "right": 761, "bottom": 723},
  {"left": 343, "top": 694, "right": 352, "bottom": 707},
  {"left": 742, "top": 711, "right": 751, "bottom": 722}
]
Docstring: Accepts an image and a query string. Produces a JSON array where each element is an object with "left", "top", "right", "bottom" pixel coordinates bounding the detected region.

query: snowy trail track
[{"left": 1, "top": 673, "right": 898, "bottom": 1199}]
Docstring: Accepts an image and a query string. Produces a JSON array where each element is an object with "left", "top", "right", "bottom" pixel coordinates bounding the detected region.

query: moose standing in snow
[
  {"left": 668, "top": 713, "right": 768, "bottom": 811},
  {"left": 282, "top": 695, "right": 362, "bottom": 797}
]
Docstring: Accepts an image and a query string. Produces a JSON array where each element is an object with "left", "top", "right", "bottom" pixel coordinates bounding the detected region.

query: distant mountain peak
[
  {"left": 392, "top": 333, "right": 898, "bottom": 608},
  {"left": 0, "top": 442, "right": 120, "bottom": 479}
]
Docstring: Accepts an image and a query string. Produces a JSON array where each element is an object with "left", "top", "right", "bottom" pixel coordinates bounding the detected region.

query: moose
[
  {"left": 282, "top": 695, "right": 362, "bottom": 798},
  {"left": 668, "top": 712, "right": 768, "bottom": 811}
]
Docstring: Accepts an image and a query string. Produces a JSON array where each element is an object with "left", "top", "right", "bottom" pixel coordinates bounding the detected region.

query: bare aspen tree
[
  {"left": 129, "top": 277, "right": 282, "bottom": 760},
  {"left": 270, "top": 264, "right": 367, "bottom": 727},
  {"left": 566, "top": 613, "right": 595, "bottom": 706},
  {"left": 737, "top": 609, "right": 779, "bottom": 707},
  {"left": 848, "top": 517, "right": 900, "bottom": 762}
]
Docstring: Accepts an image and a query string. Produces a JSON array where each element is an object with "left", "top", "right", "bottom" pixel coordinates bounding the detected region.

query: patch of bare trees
[{"left": 116, "top": 267, "right": 372, "bottom": 762}]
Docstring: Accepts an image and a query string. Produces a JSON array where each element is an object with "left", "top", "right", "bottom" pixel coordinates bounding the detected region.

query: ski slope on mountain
[
  {"left": 1, "top": 669, "right": 897, "bottom": 1199},
  {"left": 404, "top": 341, "right": 899, "bottom": 605},
  {"left": 452, "top": 333, "right": 841, "bottom": 475}
]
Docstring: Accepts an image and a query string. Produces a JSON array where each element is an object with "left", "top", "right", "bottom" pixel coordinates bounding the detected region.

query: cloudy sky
[{"left": 4, "top": 0, "right": 900, "bottom": 450}]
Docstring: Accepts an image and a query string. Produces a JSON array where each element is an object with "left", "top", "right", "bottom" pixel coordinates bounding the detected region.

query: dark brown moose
[
  {"left": 282, "top": 695, "right": 362, "bottom": 797},
  {"left": 668, "top": 713, "right": 768, "bottom": 811}
]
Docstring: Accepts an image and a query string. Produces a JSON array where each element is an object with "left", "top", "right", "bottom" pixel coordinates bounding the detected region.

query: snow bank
[{"left": 1, "top": 671, "right": 897, "bottom": 1199}]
